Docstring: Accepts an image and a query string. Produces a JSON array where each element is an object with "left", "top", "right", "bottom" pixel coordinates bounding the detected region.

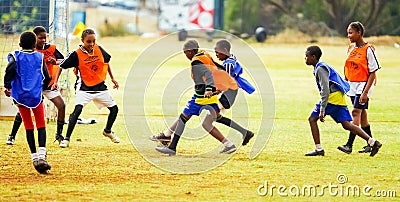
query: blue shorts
[
  {"left": 311, "top": 103, "right": 352, "bottom": 123},
  {"left": 183, "top": 96, "right": 220, "bottom": 116},
  {"left": 350, "top": 94, "right": 369, "bottom": 109}
]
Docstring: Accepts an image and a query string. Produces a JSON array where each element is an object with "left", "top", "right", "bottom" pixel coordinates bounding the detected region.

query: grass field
[{"left": 0, "top": 34, "right": 399, "bottom": 201}]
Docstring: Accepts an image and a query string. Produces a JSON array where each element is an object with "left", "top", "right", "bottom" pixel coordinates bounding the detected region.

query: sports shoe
[
  {"left": 305, "top": 150, "right": 325, "bottom": 156},
  {"left": 59, "top": 139, "right": 70, "bottom": 148},
  {"left": 220, "top": 144, "right": 237, "bottom": 154},
  {"left": 6, "top": 135, "right": 15, "bottom": 145},
  {"left": 54, "top": 133, "right": 64, "bottom": 144},
  {"left": 155, "top": 146, "right": 176, "bottom": 156},
  {"left": 36, "top": 159, "right": 51, "bottom": 174},
  {"left": 242, "top": 131, "right": 254, "bottom": 146},
  {"left": 337, "top": 145, "right": 352, "bottom": 154},
  {"left": 370, "top": 140, "right": 382, "bottom": 157},
  {"left": 358, "top": 145, "right": 372, "bottom": 153},
  {"left": 33, "top": 158, "right": 41, "bottom": 173},
  {"left": 149, "top": 132, "right": 171, "bottom": 142},
  {"left": 103, "top": 131, "right": 120, "bottom": 143}
]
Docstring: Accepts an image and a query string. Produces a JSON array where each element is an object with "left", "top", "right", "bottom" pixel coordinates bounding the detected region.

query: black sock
[
  {"left": 66, "top": 105, "right": 83, "bottom": 139},
  {"left": 56, "top": 120, "right": 64, "bottom": 135},
  {"left": 168, "top": 114, "right": 188, "bottom": 151},
  {"left": 362, "top": 125, "right": 372, "bottom": 145},
  {"left": 26, "top": 129, "right": 36, "bottom": 153},
  {"left": 105, "top": 105, "right": 118, "bottom": 132},
  {"left": 345, "top": 132, "right": 356, "bottom": 147},
  {"left": 37, "top": 127, "right": 46, "bottom": 147},
  {"left": 168, "top": 134, "right": 181, "bottom": 151},
  {"left": 362, "top": 125, "right": 372, "bottom": 137},
  {"left": 10, "top": 113, "right": 22, "bottom": 137},
  {"left": 216, "top": 116, "right": 247, "bottom": 137}
]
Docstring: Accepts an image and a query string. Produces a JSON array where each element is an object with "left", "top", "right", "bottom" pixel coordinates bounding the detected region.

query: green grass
[{"left": 0, "top": 35, "right": 399, "bottom": 201}]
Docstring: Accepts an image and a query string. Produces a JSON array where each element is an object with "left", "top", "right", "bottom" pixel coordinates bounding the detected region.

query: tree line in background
[{"left": 225, "top": 0, "right": 400, "bottom": 37}]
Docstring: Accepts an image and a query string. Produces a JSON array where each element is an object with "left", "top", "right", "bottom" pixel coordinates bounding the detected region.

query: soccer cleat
[
  {"left": 370, "top": 140, "right": 382, "bottom": 157},
  {"left": 59, "top": 139, "right": 70, "bottom": 148},
  {"left": 36, "top": 159, "right": 51, "bottom": 174},
  {"left": 358, "top": 145, "right": 372, "bottom": 153},
  {"left": 242, "top": 131, "right": 254, "bottom": 146},
  {"left": 33, "top": 158, "right": 41, "bottom": 173},
  {"left": 220, "top": 144, "right": 237, "bottom": 154},
  {"left": 305, "top": 150, "right": 325, "bottom": 156},
  {"left": 337, "top": 145, "right": 352, "bottom": 154},
  {"left": 149, "top": 132, "right": 171, "bottom": 142},
  {"left": 54, "top": 133, "right": 65, "bottom": 144},
  {"left": 103, "top": 131, "right": 120, "bottom": 143},
  {"left": 155, "top": 146, "right": 176, "bottom": 156},
  {"left": 6, "top": 135, "right": 15, "bottom": 145}
]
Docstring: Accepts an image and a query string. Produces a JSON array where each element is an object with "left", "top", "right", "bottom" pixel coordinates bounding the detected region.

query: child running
[
  {"left": 5, "top": 25, "right": 66, "bottom": 145},
  {"left": 3, "top": 31, "right": 52, "bottom": 173},
  {"left": 213, "top": 39, "right": 255, "bottom": 142},
  {"left": 304, "top": 45, "right": 381, "bottom": 157},
  {"left": 54, "top": 28, "right": 120, "bottom": 148}
]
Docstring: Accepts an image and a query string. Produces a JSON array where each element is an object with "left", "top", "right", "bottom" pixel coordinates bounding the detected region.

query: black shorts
[
  {"left": 350, "top": 94, "right": 369, "bottom": 109},
  {"left": 219, "top": 89, "right": 238, "bottom": 109}
]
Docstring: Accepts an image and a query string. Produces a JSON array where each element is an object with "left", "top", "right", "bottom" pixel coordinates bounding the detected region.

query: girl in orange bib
[
  {"left": 54, "top": 28, "right": 120, "bottom": 148},
  {"left": 337, "top": 21, "right": 381, "bottom": 154}
]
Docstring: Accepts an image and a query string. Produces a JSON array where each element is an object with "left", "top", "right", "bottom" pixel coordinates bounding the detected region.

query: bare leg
[
  {"left": 208, "top": 127, "right": 225, "bottom": 142},
  {"left": 51, "top": 96, "right": 66, "bottom": 140},
  {"left": 341, "top": 121, "right": 370, "bottom": 141},
  {"left": 308, "top": 115, "right": 320, "bottom": 144},
  {"left": 50, "top": 96, "right": 65, "bottom": 121},
  {"left": 360, "top": 109, "right": 369, "bottom": 127},
  {"left": 351, "top": 108, "right": 362, "bottom": 126}
]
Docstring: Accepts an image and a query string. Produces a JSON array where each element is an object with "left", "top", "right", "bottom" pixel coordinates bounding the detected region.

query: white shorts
[
  {"left": 43, "top": 89, "right": 62, "bottom": 100},
  {"left": 75, "top": 90, "right": 116, "bottom": 109},
  {"left": 348, "top": 81, "right": 374, "bottom": 97}
]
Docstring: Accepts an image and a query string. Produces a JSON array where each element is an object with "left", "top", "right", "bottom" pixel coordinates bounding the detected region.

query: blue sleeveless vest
[
  {"left": 9, "top": 51, "right": 44, "bottom": 108},
  {"left": 314, "top": 61, "right": 350, "bottom": 94},
  {"left": 224, "top": 55, "right": 255, "bottom": 94}
]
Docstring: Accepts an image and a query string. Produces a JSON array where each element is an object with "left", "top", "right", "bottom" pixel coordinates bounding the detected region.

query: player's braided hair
[
  {"left": 33, "top": 26, "right": 47, "bottom": 35},
  {"left": 349, "top": 21, "right": 365, "bottom": 36},
  {"left": 81, "top": 28, "right": 95, "bottom": 40}
]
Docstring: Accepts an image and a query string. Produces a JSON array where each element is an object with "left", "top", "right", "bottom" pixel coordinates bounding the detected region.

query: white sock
[
  {"left": 368, "top": 138, "right": 375, "bottom": 146},
  {"left": 222, "top": 138, "right": 233, "bottom": 147},
  {"left": 31, "top": 153, "right": 38, "bottom": 161},
  {"left": 38, "top": 147, "right": 47, "bottom": 159},
  {"left": 315, "top": 144, "right": 323, "bottom": 151},
  {"left": 163, "top": 128, "right": 173, "bottom": 137},
  {"left": 218, "top": 103, "right": 226, "bottom": 115}
]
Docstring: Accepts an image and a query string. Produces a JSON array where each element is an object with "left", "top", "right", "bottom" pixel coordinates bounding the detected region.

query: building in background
[{"left": 158, "top": 0, "right": 223, "bottom": 32}]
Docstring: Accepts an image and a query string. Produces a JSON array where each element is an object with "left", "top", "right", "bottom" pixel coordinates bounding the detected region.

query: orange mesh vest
[
  {"left": 192, "top": 51, "right": 238, "bottom": 91},
  {"left": 36, "top": 45, "right": 57, "bottom": 86},
  {"left": 76, "top": 45, "right": 108, "bottom": 86},
  {"left": 344, "top": 43, "right": 374, "bottom": 82}
]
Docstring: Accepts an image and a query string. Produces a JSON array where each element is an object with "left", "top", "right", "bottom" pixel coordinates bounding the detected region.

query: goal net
[{"left": 0, "top": 0, "right": 70, "bottom": 121}]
